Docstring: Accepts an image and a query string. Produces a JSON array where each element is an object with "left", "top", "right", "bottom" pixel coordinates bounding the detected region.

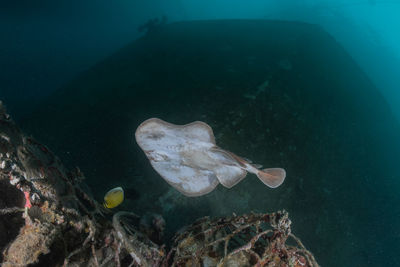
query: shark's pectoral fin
[
  {"left": 256, "top": 168, "right": 286, "bottom": 188},
  {"left": 214, "top": 166, "right": 247, "bottom": 188}
]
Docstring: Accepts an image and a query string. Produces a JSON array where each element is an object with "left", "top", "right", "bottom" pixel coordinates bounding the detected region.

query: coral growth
[{"left": 3, "top": 219, "right": 55, "bottom": 266}]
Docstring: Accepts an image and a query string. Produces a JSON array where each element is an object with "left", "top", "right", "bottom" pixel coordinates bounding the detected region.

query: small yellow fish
[{"left": 103, "top": 187, "right": 124, "bottom": 209}]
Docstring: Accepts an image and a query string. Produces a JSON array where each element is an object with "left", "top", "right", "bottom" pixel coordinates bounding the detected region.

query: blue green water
[{"left": 1, "top": 2, "right": 400, "bottom": 266}]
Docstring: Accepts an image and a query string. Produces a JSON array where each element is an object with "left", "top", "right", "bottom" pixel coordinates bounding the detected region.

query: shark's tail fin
[{"left": 256, "top": 168, "right": 286, "bottom": 188}]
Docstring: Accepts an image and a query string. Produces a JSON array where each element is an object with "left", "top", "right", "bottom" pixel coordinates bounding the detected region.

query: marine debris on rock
[
  {"left": 0, "top": 100, "right": 164, "bottom": 266},
  {"left": 166, "top": 210, "right": 319, "bottom": 267},
  {"left": 0, "top": 101, "right": 317, "bottom": 266}
]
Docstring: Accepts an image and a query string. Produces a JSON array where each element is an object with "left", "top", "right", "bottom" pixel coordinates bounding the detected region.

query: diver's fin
[{"left": 256, "top": 168, "right": 286, "bottom": 188}]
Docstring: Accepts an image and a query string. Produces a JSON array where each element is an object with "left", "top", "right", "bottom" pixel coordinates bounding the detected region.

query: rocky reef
[{"left": 0, "top": 100, "right": 317, "bottom": 266}]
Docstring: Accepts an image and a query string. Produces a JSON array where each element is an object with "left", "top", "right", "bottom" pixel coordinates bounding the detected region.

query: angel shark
[{"left": 135, "top": 118, "right": 286, "bottom": 197}]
